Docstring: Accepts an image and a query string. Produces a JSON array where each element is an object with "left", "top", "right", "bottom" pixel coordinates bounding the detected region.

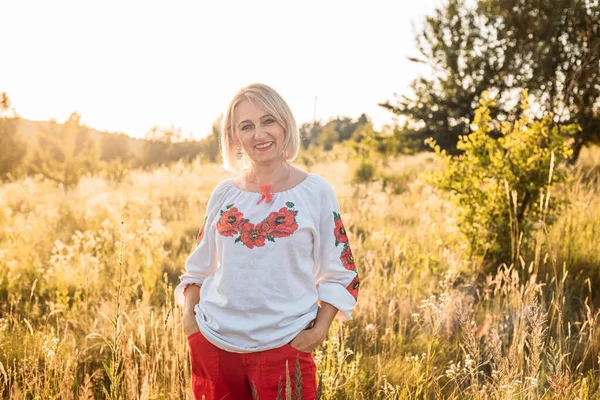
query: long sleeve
[
  {"left": 313, "top": 179, "right": 360, "bottom": 321},
  {"left": 173, "top": 182, "right": 225, "bottom": 308}
]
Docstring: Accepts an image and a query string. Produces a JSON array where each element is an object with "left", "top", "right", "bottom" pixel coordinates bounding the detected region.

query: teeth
[{"left": 255, "top": 142, "right": 273, "bottom": 149}]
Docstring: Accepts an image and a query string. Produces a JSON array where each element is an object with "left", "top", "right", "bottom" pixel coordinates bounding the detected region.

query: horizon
[{"left": 0, "top": 1, "right": 441, "bottom": 140}]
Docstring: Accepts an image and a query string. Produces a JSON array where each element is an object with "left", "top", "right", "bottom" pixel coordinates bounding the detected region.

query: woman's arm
[
  {"left": 174, "top": 181, "right": 226, "bottom": 309},
  {"left": 312, "top": 178, "right": 360, "bottom": 321},
  {"left": 184, "top": 284, "right": 201, "bottom": 313},
  {"left": 182, "top": 284, "right": 201, "bottom": 336},
  {"left": 313, "top": 301, "right": 338, "bottom": 335}
]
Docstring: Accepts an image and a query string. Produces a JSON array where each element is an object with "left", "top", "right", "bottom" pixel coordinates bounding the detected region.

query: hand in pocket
[
  {"left": 183, "top": 310, "right": 200, "bottom": 337},
  {"left": 288, "top": 322, "right": 326, "bottom": 353}
]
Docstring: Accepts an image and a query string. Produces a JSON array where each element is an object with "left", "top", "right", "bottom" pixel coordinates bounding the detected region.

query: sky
[{"left": 0, "top": 0, "right": 442, "bottom": 140}]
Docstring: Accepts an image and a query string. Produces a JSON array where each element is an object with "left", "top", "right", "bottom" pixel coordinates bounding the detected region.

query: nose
[{"left": 254, "top": 123, "right": 268, "bottom": 139}]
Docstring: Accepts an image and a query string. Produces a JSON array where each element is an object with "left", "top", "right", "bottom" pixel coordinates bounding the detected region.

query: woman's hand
[
  {"left": 288, "top": 301, "right": 339, "bottom": 352},
  {"left": 288, "top": 324, "right": 328, "bottom": 353},
  {"left": 182, "top": 310, "right": 200, "bottom": 336},
  {"left": 183, "top": 284, "right": 201, "bottom": 336}
]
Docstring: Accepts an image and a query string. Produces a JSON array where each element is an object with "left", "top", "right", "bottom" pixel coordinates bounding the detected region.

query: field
[{"left": 1, "top": 147, "right": 600, "bottom": 399}]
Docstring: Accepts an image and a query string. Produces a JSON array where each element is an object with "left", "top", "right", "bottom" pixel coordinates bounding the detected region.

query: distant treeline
[
  {"left": 0, "top": 92, "right": 400, "bottom": 188},
  {"left": 0, "top": 94, "right": 224, "bottom": 188}
]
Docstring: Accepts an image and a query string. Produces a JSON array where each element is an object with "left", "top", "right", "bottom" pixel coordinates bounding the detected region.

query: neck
[{"left": 247, "top": 161, "right": 289, "bottom": 186}]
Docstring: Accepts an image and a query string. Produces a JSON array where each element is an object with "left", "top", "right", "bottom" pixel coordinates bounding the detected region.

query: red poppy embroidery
[
  {"left": 218, "top": 202, "right": 299, "bottom": 248},
  {"left": 332, "top": 211, "right": 358, "bottom": 300},
  {"left": 195, "top": 216, "right": 208, "bottom": 246},
  {"left": 217, "top": 205, "right": 245, "bottom": 237},
  {"left": 266, "top": 206, "right": 299, "bottom": 238},
  {"left": 333, "top": 212, "right": 348, "bottom": 246},
  {"left": 346, "top": 273, "right": 360, "bottom": 300},
  {"left": 340, "top": 245, "right": 356, "bottom": 270},
  {"left": 239, "top": 221, "right": 269, "bottom": 249}
]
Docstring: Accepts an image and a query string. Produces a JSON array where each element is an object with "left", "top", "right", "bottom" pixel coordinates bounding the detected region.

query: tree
[
  {"left": 141, "top": 125, "right": 185, "bottom": 167},
  {"left": 198, "top": 116, "right": 221, "bottom": 163},
  {"left": 99, "top": 132, "right": 132, "bottom": 162},
  {"left": 381, "top": 0, "right": 503, "bottom": 152},
  {"left": 141, "top": 122, "right": 221, "bottom": 167},
  {"left": 381, "top": 0, "right": 600, "bottom": 160},
  {"left": 299, "top": 115, "right": 371, "bottom": 150},
  {"left": 482, "top": 0, "right": 600, "bottom": 161},
  {"left": 299, "top": 122, "right": 322, "bottom": 149},
  {"left": 144, "top": 124, "right": 182, "bottom": 143},
  {"left": 0, "top": 92, "right": 27, "bottom": 181},
  {"left": 29, "top": 112, "right": 100, "bottom": 191},
  {"left": 316, "top": 122, "right": 340, "bottom": 151}
]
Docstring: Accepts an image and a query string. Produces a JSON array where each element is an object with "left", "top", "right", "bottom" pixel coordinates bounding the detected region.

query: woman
[{"left": 174, "top": 83, "right": 359, "bottom": 399}]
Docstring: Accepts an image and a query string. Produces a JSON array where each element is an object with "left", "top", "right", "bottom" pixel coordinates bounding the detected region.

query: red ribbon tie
[{"left": 257, "top": 185, "right": 274, "bottom": 205}]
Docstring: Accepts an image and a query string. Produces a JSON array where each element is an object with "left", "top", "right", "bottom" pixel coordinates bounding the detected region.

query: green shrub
[
  {"left": 425, "top": 90, "right": 575, "bottom": 265},
  {"left": 353, "top": 159, "right": 376, "bottom": 183}
]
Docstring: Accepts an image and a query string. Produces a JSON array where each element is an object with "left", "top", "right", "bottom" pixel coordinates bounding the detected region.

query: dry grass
[{"left": 0, "top": 147, "right": 599, "bottom": 399}]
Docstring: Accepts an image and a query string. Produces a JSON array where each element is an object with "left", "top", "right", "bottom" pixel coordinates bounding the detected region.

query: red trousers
[{"left": 187, "top": 330, "right": 317, "bottom": 400}]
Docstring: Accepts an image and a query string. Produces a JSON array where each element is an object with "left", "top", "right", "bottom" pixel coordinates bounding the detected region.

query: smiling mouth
[{"left": 255, "top": 142, "right": 274, "bottom": 149}]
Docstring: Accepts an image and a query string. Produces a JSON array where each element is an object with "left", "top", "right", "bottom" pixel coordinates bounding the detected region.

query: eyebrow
[{"left": 238, "top": 114, "right": 274, "bottom": 127}]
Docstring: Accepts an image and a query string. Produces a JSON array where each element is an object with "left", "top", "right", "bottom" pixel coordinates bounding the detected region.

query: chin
[
  {"left": 253, "top": 156, "right": 277, "bottom": 164},
  {"left": 254, "top": 148, "right": 279, "bottom": 157}
]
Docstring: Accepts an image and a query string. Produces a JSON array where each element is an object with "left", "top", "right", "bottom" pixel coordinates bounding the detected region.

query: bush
[
  {"left": 426, "top": 90, "right": 575, "bottom": 265},
  {"left": 353, "top": 159, "right": 376, "bottom": 184},
  {"left": 100, "top": 159, "right": 133, "bottom": 187}
]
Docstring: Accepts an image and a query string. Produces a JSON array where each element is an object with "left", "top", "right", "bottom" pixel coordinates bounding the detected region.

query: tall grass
[{"left": 0, "top": 148, "right": 599, "bottom": 398}]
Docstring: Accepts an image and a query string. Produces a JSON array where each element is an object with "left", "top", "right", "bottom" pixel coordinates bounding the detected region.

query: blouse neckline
[{"left": 226, "top": 173, "right": 316, "bottom": 194}]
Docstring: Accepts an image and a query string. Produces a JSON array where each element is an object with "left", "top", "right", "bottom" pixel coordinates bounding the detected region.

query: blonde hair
[{"left": 220, "top": 83, "right": 300, "bottom": 172}]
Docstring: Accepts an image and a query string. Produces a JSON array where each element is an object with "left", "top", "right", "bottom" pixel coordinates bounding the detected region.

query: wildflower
[
  {"left": 41, "top": 334, "right": 59, "bottom": 360},
  {"left": 313, "top": 350, "right": 324, "bottom": 366},
  {"left": 525, "top": 376, "right": 538, "bottom": 387},
  {"left": 365, "top": 323, "right": 376, "bottom": 334},
  {"left": 444, "top": 360, "right": 461, "bottom": 379},
  {"left": 464, "top": 354, "right": 474, "bottom": 369}
]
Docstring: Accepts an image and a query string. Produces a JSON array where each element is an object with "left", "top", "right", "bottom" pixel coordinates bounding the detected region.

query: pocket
[
  {"left": 187, "top": 330, "right": 220, "bottom": 383},
  {"left": 284, "top": 343, "right": 313, "bottom": 355},
  {"left": 186, "top": 330, "right": 202, "bottom": 340}
]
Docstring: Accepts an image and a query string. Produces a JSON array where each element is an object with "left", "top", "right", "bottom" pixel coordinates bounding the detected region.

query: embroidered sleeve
[
  {"left": 173, "top": 182, "right": 225, "bottom": 308},
  {"left": 313, "top": 179, "right": 359, "bottom": 321}
]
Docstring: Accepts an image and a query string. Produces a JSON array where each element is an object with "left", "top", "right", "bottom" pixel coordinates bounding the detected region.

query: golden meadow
[{"left": 1, "top": 146, "right": 600, "bottom": 399}]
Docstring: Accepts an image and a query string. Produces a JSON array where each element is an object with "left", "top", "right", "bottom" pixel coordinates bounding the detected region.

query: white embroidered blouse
[{"left": 173, "top": 173, "right": 359, "bottom": 353}]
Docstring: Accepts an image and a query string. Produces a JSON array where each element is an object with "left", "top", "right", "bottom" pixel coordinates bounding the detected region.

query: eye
[
  {"left": 241, "top": 124, "right": 252, "bottom": 131},
  {"left": 264, "top": 119, "right": 275, "bottom": 125}
]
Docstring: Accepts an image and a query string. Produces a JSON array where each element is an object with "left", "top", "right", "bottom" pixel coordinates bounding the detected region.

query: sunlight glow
[{"left": 0, "top": 0, "right": 441, "bottom": 139}]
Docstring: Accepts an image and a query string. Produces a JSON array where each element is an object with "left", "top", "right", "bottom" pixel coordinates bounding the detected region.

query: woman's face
[{"left": 233, "top": 99, "right": 286, "bottom": 166}]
